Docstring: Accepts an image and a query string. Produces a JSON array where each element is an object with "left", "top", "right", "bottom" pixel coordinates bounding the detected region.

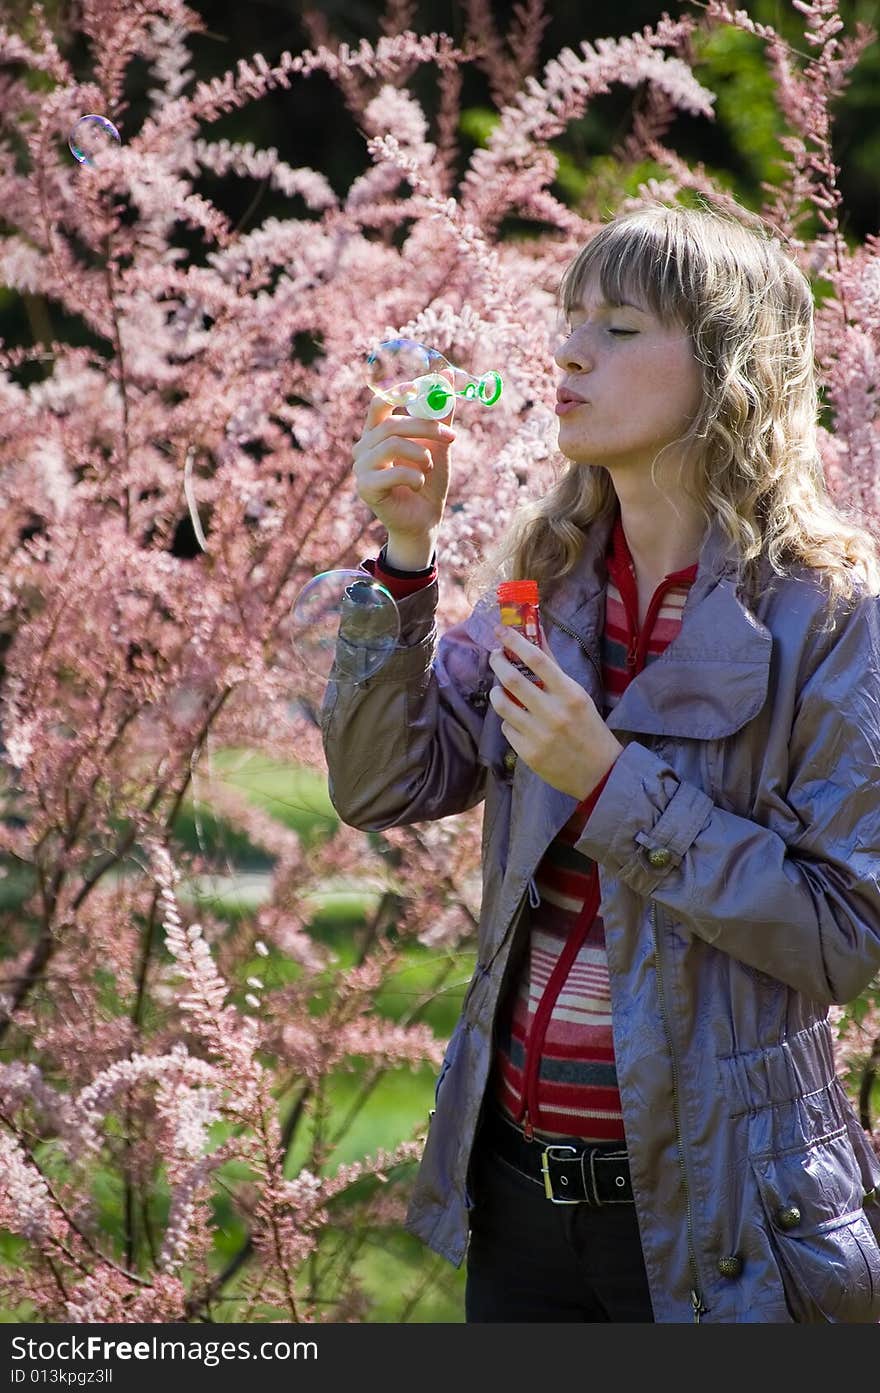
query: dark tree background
[{"left": 3, "top": 1, "right": 880, "bottom": 350}]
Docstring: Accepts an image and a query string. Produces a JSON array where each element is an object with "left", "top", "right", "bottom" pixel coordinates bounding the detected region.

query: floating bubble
[
  {"left": 367, "top": 339, "right": 449, "bottom": 394},
  {"left": 68, "top": 114, "right": 121, "bottom": 167},
  {"left": 365, "top": 338, "right": 502, "bottom": 419},
  {"left": 289, "top": 569, "right": 400, "bottom": 687}
]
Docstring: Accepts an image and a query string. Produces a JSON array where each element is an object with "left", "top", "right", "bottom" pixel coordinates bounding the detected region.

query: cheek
[{"left": 649, "top": 356, "right": 702, "bottom": 422}]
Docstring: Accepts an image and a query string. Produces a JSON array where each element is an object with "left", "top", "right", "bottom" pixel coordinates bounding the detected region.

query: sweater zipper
[
  {"left": 518, "top": 875, "right": 601, "bottom": 1140},
  {"left": 651, "top": 898, "right": 708, "bottom": 1323},
  {"left": 518, "top": 610, "right": 603, "bottom": 1141}
]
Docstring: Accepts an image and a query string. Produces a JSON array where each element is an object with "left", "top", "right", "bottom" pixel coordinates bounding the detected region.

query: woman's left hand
[{"left": 487, "top": 623, "right": 624, "bottom": 800}]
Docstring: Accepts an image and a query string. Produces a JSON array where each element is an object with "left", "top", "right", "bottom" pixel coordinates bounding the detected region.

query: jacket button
[
  {"left": 777, "top": 1206, "right": 801, "bottom": 1229},
  {"left": 503, "top": 749, "right": 517, "bottom": 773},
  {"left": 717, "top": 1255, "right": 743, "bottom": 1278},
  {"left": 646, "top": 847, "right": 671, "bottom": 867}
]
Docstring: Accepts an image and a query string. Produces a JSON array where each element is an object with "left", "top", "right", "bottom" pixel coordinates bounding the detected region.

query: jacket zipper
[
  {"left": 542, "top": 608, "right": 603, "bottom": 686},
  {"left": 650, "top": 898, "right": 708, "bottom": 1322}
]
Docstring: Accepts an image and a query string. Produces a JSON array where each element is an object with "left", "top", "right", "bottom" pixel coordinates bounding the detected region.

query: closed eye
[{"left": 564, "top": 323, "right": 637, "bottom": 338}]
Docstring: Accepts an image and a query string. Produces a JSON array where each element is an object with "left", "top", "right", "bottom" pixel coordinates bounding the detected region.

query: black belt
[{"left": 480, "top": 1104, "right": 635, "bottom": 1205}]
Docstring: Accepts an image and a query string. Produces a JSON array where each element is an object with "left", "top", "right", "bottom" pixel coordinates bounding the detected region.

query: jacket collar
[{"left": 543, "top": 499, "right": 773, "bottom": 740}]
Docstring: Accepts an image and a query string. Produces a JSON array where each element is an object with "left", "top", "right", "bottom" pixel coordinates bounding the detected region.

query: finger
[
  {"left": 489, "top": 682, "right": 525, "bottom": 722},
  {"left": 489, "top": 647, "right": 517, "bottom": 681},
  {"left": 489, "top": 651, "right": 539, "bottom": 709},
  {"left": 365, "top": 394, "right": 395, "bottom": 429},
  {"left": 490, "top": 644, "right": 544, "bottom": 701},
  {"left": 369, "top": 415, "right": 455, "bottom": 445},
  {"left": 356, "top": 456, "right": 431, "bottom": 494},
  {"left": 494, "top": 624, "right": 548, "bottom": 675},
  {"left": 362, "top": 464, "right": 428, "bottom": 492},
  {"left": 356, "top": 437, "right": 433, "bottom": 476},
  {"left": 495, "top": 629, "right": 543, "bottom": 676}
]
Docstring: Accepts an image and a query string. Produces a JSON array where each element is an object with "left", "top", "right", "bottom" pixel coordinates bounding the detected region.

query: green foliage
[
  {"left": 206, "top": 748, "right": 340, "bottom": 846},
  {"left": 691, "top": 24, "right": 786, "bottom": 187}
]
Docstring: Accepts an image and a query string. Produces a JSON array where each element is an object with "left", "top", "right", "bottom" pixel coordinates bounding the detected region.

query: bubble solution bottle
[{"left": 496, "top": 580, "right": 544, "bottom": 709}]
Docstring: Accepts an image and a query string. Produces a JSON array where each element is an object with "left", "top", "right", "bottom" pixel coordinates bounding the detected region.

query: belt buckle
[{"left": 540, "top": 1144, "right": 582, "bottom": 1204}]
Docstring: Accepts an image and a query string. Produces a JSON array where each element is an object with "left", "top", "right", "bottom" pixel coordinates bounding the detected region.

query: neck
[{"left": 616, "top": 494, "right": 707, "bottom": 579}]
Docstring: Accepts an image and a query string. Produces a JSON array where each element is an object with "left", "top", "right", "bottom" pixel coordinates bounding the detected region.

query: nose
[{"left": 553, "top": 329, "right": 593, "bottom": 374}]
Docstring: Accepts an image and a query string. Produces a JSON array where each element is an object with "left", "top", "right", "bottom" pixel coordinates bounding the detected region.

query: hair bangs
[{"left": 559, "top": 217, "right": 690, "bottom": 329}]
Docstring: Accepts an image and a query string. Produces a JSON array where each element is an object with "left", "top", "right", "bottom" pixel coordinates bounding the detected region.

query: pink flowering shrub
[{"left": 0, "top": 0, "right": 878, "bottom": 1319}]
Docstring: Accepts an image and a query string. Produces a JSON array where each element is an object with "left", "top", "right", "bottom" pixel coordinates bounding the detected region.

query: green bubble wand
[{"left": 366, "top": 338, "right": 502, "bottom": 419}]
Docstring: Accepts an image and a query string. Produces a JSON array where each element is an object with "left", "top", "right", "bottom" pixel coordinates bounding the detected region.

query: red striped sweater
[{"left": 361, "top": 508, "right": 698, "bottom": 1143}]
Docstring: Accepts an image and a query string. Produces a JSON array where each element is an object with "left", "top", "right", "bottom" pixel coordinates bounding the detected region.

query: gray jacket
[{"left": 321, "top": 506, "right": 880, "bottom": 1322}]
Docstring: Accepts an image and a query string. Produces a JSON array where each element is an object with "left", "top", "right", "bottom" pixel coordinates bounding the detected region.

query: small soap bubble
[
  {"left": 365, "top": 338, "right": 502, "bottom": 419},
  {"left": 68, "top": 114, "right": 121, "bottom": 167},
  {"left": 289, "top": 569, "right": 400, "bottom": 688}
]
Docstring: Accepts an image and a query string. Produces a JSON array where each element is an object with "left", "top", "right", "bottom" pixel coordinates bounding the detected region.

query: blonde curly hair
[{"left": 466, "top": 199, "right": 880, "bottom": 633}]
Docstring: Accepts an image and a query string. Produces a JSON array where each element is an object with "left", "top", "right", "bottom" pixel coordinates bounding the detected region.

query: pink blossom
[
  {"left": 0, "top": 1133, "right": 65, "bottom": 1243},
  {"left": 0, "top": 0, "right": 876, "bottom": 1323}
]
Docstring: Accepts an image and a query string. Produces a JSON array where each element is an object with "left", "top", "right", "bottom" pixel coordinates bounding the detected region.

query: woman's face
[{"left": 553, "top": 277, "right": 704, "bottom": 477}]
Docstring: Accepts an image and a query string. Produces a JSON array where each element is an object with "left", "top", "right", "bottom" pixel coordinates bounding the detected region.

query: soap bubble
[
  {"left": 365, "top": 338, "right": 502, "bottom": 419},
  {"left": 289, "top": 569, "right": 400, "bottom": 688},
  {"left": 367, "top": 338, "right": 449, "bottom": 394},
  {"left": 68, "top": 114, "right": 121, "bottom": 166}
]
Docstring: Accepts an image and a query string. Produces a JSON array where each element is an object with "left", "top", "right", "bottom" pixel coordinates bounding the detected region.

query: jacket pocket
[{"left": 751, "top": 1129, "right": 880, "bottom": 1323}]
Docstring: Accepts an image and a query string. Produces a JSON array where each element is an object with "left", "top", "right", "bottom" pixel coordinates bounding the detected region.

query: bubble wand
[{"left": 365, "top": 338, "right": 502, "bottom": 419}]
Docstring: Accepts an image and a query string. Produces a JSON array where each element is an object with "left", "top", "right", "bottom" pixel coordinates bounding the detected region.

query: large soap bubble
[
  {"left": 366, "top": 338, "right": 502, "bottom": 419},
  {"left": 68, "top": 115, "right": 121, "bottom": 166},
  {"left": 289, "top": 569, "right": 400, "bottom": 689}
]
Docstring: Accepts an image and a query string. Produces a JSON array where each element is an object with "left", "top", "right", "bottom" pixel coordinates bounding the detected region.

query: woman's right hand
[{"left": 352, "top": 393, "right": 455, "bottom": 543}]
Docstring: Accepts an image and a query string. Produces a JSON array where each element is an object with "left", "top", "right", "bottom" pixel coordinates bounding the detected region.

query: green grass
[{"left": 201, "top": 747, "right": 341, "bottom": 846}]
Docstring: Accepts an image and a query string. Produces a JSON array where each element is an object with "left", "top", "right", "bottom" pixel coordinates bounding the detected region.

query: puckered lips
[{"left": 555, "top": 384, "right": 589, "bottom": 416}]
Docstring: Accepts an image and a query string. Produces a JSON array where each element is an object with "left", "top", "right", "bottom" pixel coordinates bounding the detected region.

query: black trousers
[{"left": 465, "top": 1133, "right": 655, "bottom": 1322}]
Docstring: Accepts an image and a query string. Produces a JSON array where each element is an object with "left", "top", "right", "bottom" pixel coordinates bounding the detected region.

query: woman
[{"left": 321, "top": 201, "right": 880, "bottom": 1322}]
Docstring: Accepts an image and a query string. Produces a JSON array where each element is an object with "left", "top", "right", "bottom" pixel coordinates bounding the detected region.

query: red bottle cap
[{"left": 497, "top": 580, "right": 539, "bottom": 603}]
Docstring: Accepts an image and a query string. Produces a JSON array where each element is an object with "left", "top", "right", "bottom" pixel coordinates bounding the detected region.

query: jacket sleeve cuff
[
  {"left": 329, "top": 558, "right": 440, "bottom": 684},
  {"left": 362, "top": 549, "right": 438, "bottom": 600},
  {"left": 573, "top": 740, "right": 714, "bottom": 895}
]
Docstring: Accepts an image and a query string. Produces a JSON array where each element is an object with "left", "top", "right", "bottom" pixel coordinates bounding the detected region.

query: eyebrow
[{"left": 571, "top": 297, "right": 645, "bottom": 315}]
